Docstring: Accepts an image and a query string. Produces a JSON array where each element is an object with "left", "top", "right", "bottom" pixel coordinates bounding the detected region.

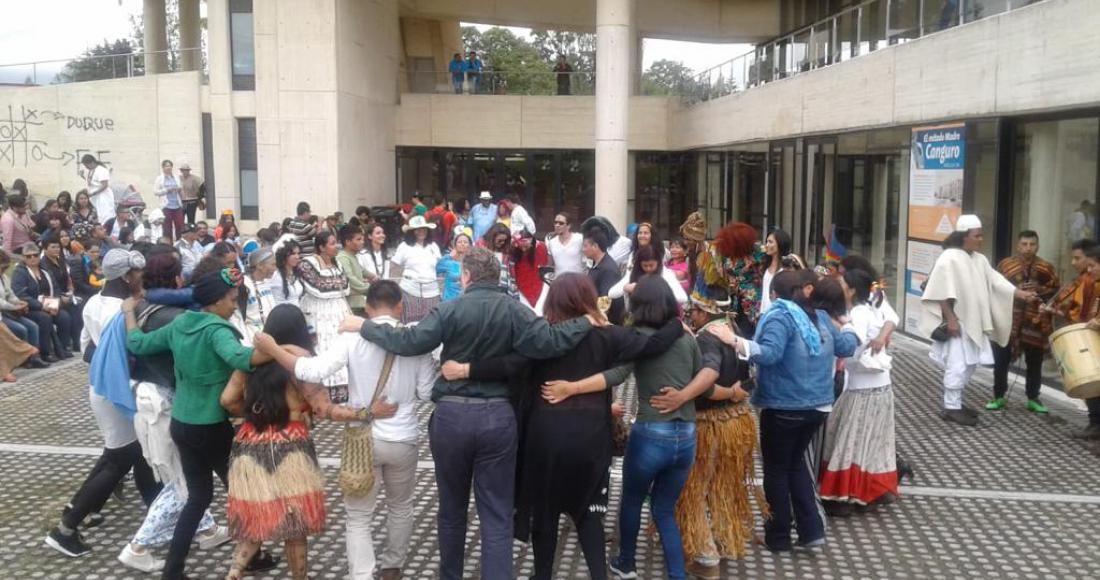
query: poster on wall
[
  {"left": 903, "top": 240, "right": 945, "bottom": 334},
  {"left": 907, "top": 123, "right": 965, "bottom": 241}
]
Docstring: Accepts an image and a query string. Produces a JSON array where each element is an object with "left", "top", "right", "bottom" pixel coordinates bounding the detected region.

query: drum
[{"left": 1049, "top": 323, "right": 1100, "bottom": 399}]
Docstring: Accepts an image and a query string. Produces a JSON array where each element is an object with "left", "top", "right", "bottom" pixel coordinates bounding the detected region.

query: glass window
[
  {"left": 966, "top": 120, "right": 999, "bottom": 257},
  {"left": 924, "top": 0, "right": 961, "bottom": 33},
  {"left": 889, "top": 0, "right": 921, "bottom": 44},
  {"left": 230, "top": 0, "right": 255, "bottom": 90},
  {"left": 237, "top": 118, "right": 258, "bottom": 220},
  {"left": 963, "top": 0, "right": 1008, "bottom": 23},
  {"left": 860, "top": 0, "right": 888, "bottom": 54},
  {"left": 635, "top": 152, "right": 698, "bottom": 242},
  {"left": 1012, "top": 118, "right": 1099, "bottom": 283}
]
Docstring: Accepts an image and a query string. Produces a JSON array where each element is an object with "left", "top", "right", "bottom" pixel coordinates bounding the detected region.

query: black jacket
[{"left": 11, "top": 263, "right": 57, "bottom": 311}]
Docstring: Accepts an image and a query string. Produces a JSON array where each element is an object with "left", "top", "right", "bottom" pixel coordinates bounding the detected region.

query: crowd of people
[{"left": 3, "top": 163, "right": 1098, "bottom": 580}]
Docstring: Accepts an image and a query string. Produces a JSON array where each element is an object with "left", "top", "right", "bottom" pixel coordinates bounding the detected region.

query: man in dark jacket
[{"left": 343, "top": 247, "right": 594, "bottom": 580}]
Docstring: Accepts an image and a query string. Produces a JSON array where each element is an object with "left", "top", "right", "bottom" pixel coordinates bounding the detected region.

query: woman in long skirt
[
  {"left": 297, "top": 231, "right": 350, "bottom": 401},
  {"left": 391, "top": 215, "right": 441, "bottom": 323},
  {"left": 221, "top": 305, "right": 364, "bottom": 580},
  {"left": 819, "top": 269, "right": 900, "bottom": 514}
]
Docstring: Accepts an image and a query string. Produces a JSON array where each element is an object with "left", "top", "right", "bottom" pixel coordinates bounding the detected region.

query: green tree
[
  {"left": 460, "top": 26, "right": 555, "bottom": 95},
  {"left": 529, "top": 29, "right": 596, "bottom": 93},
  {"left": 54, "top": 39, "right": 138, "bottom": 83},
  {"left": 641, "top": 59, "right": 696, "bottom": 96}
]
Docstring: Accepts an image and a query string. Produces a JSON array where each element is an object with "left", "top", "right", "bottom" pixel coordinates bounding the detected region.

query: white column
[
  {"left": 595, "top": 0, "right": 633, "bottom": 230},
  {"left": 178, "top": 0, "right": 201, "bottom": 72},
  {"left": 143, "top": 0, "right": 168, "bottom": 74}
]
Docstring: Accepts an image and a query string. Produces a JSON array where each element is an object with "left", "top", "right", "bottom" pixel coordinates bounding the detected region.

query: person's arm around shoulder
[
  {"left": 209, "top": 323, "right": 269, "bottom": 370},
  {"left": 346, "top": 307, "right": 445, "bottom": 356},
  {"left": 123, "top": 297, "right": 172, "bottom": 355},
  {"left": 822, "top": 311, "right": 860, "bottom": 358},
  {"left": 743, "top": 312, "right": 791, "bottom": 365},
  {"left": 220, "top": 370, "right": 248, "bottom": 416},
  {"left": 608, "top": 271, "right": 629, "bottom": 299}
]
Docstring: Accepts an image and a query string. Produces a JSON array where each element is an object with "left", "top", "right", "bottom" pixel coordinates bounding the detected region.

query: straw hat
[
  {"left": 679, "top": 211, "right": 707, "bottom": 242},
  {"left": 690, "top": 290, "right": 729, "bottom": 315},
  {"left": 402, "top": 215, "right": 437, "bottom": 232}
]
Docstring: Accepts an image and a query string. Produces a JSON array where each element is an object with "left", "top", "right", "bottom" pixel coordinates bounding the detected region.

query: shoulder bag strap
[{"left": 369, "top": 352, "right": 397, "bottom": 408}]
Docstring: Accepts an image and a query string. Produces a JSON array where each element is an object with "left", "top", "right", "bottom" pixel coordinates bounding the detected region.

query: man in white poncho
[{"left": 920, "top": 215, "right": 1037, "bottom": 426}]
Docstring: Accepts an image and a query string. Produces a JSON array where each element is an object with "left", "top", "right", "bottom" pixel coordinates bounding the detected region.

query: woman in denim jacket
[{"left": 710, "top": 269, "right": 859, "bottom": 552}]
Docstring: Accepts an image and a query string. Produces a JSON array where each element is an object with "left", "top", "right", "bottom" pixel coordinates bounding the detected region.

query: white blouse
[
  {"left": 391, "top": 242, "right": 441, "bottom": 298},
  {"left": 608, "top": 267, "right": 689, "bottom": 305},
  {"left": 359, "top": 247, "right": 391, "bottom": 280},
  {"left": 266, "top": 269, "right": 303, "bottom": 306}
]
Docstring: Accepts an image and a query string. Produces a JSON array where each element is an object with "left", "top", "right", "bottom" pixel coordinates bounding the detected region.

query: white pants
[
  {"left": 345, "top": 439, "right": 418, "bottom": 578},
  {"left": 931, "top": 331, "right": 992, "bottom": 410}
]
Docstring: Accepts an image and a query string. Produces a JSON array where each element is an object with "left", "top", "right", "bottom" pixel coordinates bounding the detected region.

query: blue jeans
[
  {"left": 429, "top": 399, "right": 517, "bottom": 580},
  {"left": 617, "top": 420, "right": 696, "bottom": 580},
  {"left": 2, "top": 315, "right": 38, "bottom": 350},
  {"left": 452, "top": 75, "right": 464, "bottom": 94},
  {"left": 759, "top": 409, "right": 827, "bottom": 550}
]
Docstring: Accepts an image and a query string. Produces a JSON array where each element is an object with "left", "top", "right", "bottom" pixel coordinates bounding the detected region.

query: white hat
[
  {"left": 402, "top": 215, "right": 437, "bottom": 232},
  {"left": 955, "top": 214, "right": 982, "bottom": 232},
  {"left": 478, "top": 191, "right": 493, "bottom": 200}
]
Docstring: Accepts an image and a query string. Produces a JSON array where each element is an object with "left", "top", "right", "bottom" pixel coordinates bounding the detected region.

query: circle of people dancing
[{"left": 11, "top": 170, "right": 1098, "bottom": 580}]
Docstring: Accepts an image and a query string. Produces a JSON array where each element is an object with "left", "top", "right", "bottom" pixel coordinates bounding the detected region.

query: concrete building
[{"left": 1, "top": 0, "right": 1097, "bottom": 333}]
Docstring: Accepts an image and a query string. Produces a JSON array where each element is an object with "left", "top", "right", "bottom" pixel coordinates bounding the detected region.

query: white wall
[
  {"left": 0, "top": 72, "right": 203, "bottom": 207},
  {"left": 669, "top": 0, "right": 1100, "bottom": 149}
]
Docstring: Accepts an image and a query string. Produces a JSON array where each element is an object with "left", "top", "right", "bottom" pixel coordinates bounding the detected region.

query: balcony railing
[
  {"left": 0, "top": 47, "right": 204, "bottom": 87},
  {"left": 680, "top": 0, "right": 1046, "bottom": 104},
  {"left": 406, "top": 70, "right": 599, "bottom": 96}
]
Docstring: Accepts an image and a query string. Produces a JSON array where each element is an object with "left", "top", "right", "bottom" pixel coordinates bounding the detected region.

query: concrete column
[
  {"left": 178, "top": 0, "right": 201, "bottom": 72},
  {"left": 143, "top": 0, "right": 169, "bottom": 74},
  {"left": 595, "top": 0, "right": 633, "bottom": 230}
]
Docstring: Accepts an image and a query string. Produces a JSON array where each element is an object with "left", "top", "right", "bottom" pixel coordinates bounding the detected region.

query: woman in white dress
[
  {"left": 608, "top": 244, "right": 688, "bottom": 306},
  {"left": 81, "top": 154, "right": 115, "bottom": 224},
  {"left": 297, "top": 231, "right": 350, "bottom": 402},
  {"left": 358, "top": 222, "right": 391, "bottom": 282},
  {"left": 268, "top": 237, "right": 303, "bottom": 306},
  {"left": 391, "top": 215, "right": 441, "bottom": 323},
  {"left": 760, "top": 229, "right": 804, "bottom": 313}
]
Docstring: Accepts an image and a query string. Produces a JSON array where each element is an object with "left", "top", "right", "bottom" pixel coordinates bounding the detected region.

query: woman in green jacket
[{"left": 124, "top": 267, "right": 272, "bottom": 580}]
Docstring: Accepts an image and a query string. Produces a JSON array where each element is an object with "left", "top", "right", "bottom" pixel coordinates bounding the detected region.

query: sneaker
[
  {"left": 118, "top": 544, "right": 165, "bottom": 572},
  {"left": 196, "top": 525, "right": 230, "bottom": 550},
  {"left": 44, "top": 527, "right": 90, "bottom": 558},
  {"left": 1074, "top": 424, "right": 1100, "bottom": 440},
  {"left": 797, "top": 536, "right": 826, "bottom": 548},
  {"left": 1027, "top": 399, "right": 1049, "bottom": 414},
  {"left": 961, "top": 404, "right": 980, "bottom": 417},
  {"left": 609, "top": 556, "right": 638, "bottom": 579},
  {"left": 823, "top": 500, "right": 854, "bottom": 517},
  {"left": 685, "top": 560, "right": 720, "bottom": 579},
  {"left": 942, "top": 409, "right": 979, "bottom": 427},
  {"left": 984, "top": 398, "right": 1006, "bottom": 411}
]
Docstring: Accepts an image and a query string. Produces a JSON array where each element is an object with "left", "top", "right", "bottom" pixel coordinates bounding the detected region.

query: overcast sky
[{"left": 0, "top": 1, "right": 750, "bottom": 84}]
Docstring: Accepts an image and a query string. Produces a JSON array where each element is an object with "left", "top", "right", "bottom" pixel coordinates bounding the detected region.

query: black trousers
[
  {"left": 163, "top": 419, "right": 234, "bottom": 580},
  {"left": 1087, "top": 398, "right": 1100, "bottom": 426},
  {"left": 183, "top": 200, "right": 201, "bottom": 225},
  {"left": 63, "top": 441, "right": 159, "bottom": 529},
  {"left": 992, "top": 342, "right": 1044, "bottom": 401},
  {"left": 24, "top": 310, "right": 56, "bottom": 356},
  {"left": 531, "top": 513, "right": 607, "bottom": 580}
]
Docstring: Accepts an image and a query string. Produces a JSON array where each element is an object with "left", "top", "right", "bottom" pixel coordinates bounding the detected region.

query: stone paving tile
[{"left": 4, "top": 337, "right": 1100, "bottom": 578}]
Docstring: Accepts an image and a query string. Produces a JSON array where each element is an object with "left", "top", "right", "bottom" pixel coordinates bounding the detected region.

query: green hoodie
[{"left": 127, "top": 310, "right": 255, "bottom": 425}]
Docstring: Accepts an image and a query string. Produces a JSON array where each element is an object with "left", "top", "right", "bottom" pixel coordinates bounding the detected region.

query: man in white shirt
[
  {"left": 546, "top": 211, "right": 584, "bottom": 275},
  {"left": 254, "top": 280, "right": 437, "bottom": 580}
]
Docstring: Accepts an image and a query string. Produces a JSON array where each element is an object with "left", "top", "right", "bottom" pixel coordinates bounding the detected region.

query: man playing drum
[{"left": 1057, "top": 242, "right": 1100, "bottom": 439}]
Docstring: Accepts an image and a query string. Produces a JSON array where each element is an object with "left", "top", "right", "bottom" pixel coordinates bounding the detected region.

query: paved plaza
[{"left": 2, "top": 336, "right": 1100, "bottom": 579}]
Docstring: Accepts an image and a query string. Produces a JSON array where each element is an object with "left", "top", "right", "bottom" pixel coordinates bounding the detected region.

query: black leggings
[
  {"left": 163, "top": 419, "right": 234, "bottom": 580},
  {"left": 531, "top": 513, "right": 607, "bottom": 580},
  {"left": 63, "top": 441, "right": 159, "bottom": 529}
]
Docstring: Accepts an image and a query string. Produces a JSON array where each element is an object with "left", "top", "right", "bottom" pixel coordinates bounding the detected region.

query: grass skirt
[
  {"left": 819, "top": 385, "right": 898, "bottom": 505},
  {"left": 675, "top": 404, "right": 767, "bottom": 562},
  {"left": 227, "top": 421, "right": 326, "bottom": 542}
]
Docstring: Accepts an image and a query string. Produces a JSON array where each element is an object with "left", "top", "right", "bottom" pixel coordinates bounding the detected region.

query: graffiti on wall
[{"left": 0, "top": 105, "right": 114, "bottom": 172}]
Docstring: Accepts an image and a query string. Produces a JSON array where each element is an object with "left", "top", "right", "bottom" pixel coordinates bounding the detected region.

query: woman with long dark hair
[
  {"left": 269, "top": 238, "right": 303, "bottom": 306},
  {"left": 512, "top": 229, "right": 549, "bottom": 311},
  {"left": 608, "top": 244, "right": 688, "bottom": 306},
  {"left": 357, "top": 221, "right": 390, "bottom": 282},
  {"left": 220, "top": 304, "right": 364, "bottom": 580},
  {"left": 481, "top": 222, "right": 517, "bottom": 298},
  {"left": 442, "top": 272, "right": 685, "bottom": 580},
  {"left": 707, "top": 269, "right": 859, "bottom": 552},
  {"left": 760, "top": 228, "right": 803, "bottom": 314},
  {"left": 298, "top": 231, "right": 351, "bottom": 401},
  {"left": 71, "top": 190, "right": 98, "bottom": 225},
  {"left": 819, "top": 269, "right": 901, "bottom": 515}
]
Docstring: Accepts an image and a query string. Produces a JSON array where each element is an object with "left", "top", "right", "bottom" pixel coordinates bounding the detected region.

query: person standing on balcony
[
  {"left": 448, "top": 53, "right": 465, "bottom": 94},
  {"left": 465, "top": 51, "right": 483, "bottom": 94},
  {"left": 554, "top": 54, "right": 574, "bottom": 95}
]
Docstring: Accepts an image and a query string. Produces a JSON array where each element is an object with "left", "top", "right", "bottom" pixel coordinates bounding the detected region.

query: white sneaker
[
  {"left": 196, "top": 525, "right": 231, "bottom": 550},
  {"left": 118, "top": 544, "right": 165, "bottom": 572}
]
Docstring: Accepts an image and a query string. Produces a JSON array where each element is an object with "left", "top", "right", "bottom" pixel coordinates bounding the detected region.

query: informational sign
[
  {"left": 903, "top": 240, "right": 944, "bottom": 332},
  {"left": 907, "top": 124, "right": 965, "bottom": 241}
]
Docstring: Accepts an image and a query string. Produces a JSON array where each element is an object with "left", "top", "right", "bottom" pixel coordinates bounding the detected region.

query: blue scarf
[
  {"left": 89, "top": 313, "right": 136, "bottom": 417},
  {"left": 761, "top": 298, "right": 821, "bottom": 356}
]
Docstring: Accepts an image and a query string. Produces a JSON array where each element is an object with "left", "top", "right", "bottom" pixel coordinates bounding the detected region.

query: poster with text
[
  {"left": 907, "top": 123, "right": 965, "bottom": 241},
  {"left": 903, "top": 240, "right": 945, "bottom": 333}
]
